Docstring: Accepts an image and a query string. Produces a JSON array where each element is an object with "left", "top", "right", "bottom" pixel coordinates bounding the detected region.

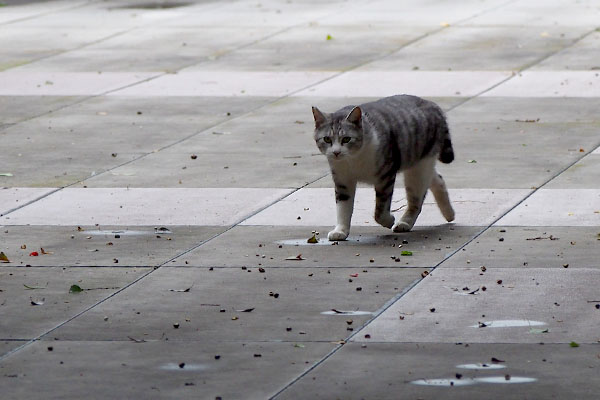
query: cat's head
[{"left": 312, "top": 106, "right": 364, "bottom": 160}]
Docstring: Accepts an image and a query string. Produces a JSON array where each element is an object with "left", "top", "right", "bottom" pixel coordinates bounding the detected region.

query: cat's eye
[
  {"left": 341, "top": 137, "right": 351, "bottom": 144},
  {"left": 323, "top": 137, "right": 332, "bottom": 144}
]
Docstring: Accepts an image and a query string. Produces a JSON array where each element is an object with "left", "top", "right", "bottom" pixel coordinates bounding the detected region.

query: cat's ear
[
  {"left": 346, "top": 106, "right": 362, "bottom": 126},
  {"left": 312, "top": 106, "right": 327, "bottom": 129}
]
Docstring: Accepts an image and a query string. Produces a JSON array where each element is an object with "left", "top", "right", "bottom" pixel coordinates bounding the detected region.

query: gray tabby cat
[{"left": 312, "top": 95, "right": 455, "bottom": 241}]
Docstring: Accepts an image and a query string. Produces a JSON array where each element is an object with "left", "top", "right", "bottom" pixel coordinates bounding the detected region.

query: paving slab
[
  {"left": 1, "top": 95, "right": 270, "bottom": 187},
  {"left": 0, "top": 341, "right": 24, "bottom": 358},
  {"left": 0, "top": 266, "right": 150, "bottom": 340},
  {"left": 0, "top": 340, "right": 336, "bottom": 400},
  {"left": 110, "top": 71, "right": 336, "bottom": 97},
  {"left": 532, "top": 30, "right": 600, "bottom": 71},
  {"left": 545, "top": 152, "right": 600, "bottom": 189},
  {"left": 47, "top": 266, "right": 423, "bottom": 343},
  {"left": 447, "top": 227, "right": 600, "bottom": 269},
  {"left": 0, "top": 1, "right": 86, "bottom": 25},
  {"left": 497, "top": 189, "right": 600, "bottom": 226},
  {"left": 483, "top": 71, "right": 600, "bottom": 97},
  {"left": 243, "top": 188, "right": 530, "bottom": 227},
  {"left": 0, "top": 71, "right": 158, "bottom": 96},
  {"left": 356, "top": 268, "right": 600, "bottom": 344},
  {"left": 361, "top": 26, "right": 585, "bottom": 71},
  {"left": 18, "top": 26, "right": 281, "bottom": 73},
  {"left": 294, "top": 71, "right": 512, "bottom": 97},
  {"left": 0, "top": 95, "right": 83, "bottom": 126},
  {"left": 0, "top": 225, "right": 224, "bottom": 267},
  {"left": 171, "top": 225, "right": 478, "bottom": 268},
  {"left": 1, "top": 188, "right": 292, "bottom": 226},
  {"left": 186, "top": 24, "right": 432, "bottom": 72},
  {"left": 0, "top": 187, "right": 55, "bottom": 216},
  {"left": 275, "top": 342, "right": 600, "bottom": 400}
]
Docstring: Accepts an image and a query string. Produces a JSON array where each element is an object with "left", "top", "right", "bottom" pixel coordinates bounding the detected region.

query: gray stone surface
[
  {"left": 275, "top": 343, "right": 600, "bottom": 400},
  {"left": 0, "top": 266, "right": 150, "bottom": 340},
  {"left": 1, "top": 0, "right": 599, "bottom": 398},
  {"left": 48, "top": 266, "right": 423, "bottom": 342},
  {"left": 449, "top": 227, "right": 600, "bottom": 269},
  {"left": 0, "top": 340, "right": 336, "bottom": 400},
  {"left": 176, "top": 225, "right": 478, "bottom": 268},
  {"left": 0, "top": 226, "right": 224, "bottom": 267}
]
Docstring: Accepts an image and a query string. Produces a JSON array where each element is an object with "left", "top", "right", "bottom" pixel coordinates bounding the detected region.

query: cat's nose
[{"left": 333, "top": 150, "right": 341, "bottom": 157}]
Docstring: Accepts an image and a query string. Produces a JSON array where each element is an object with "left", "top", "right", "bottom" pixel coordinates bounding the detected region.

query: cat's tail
[{"left": 438, "top": 126, "right": 454, "bottom": 164}]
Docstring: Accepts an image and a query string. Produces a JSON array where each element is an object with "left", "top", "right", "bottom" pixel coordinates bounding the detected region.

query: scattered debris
[
  {"left": 526, "top": 235, "right": 558, "bottom": 241},
  {"left": 30, "top": 297, "right": 45, "bottom": 306},
  {"left": 401, "top": 251, "right": 413, "bottom": 256},
  {"left": 515, "top": 118, "right": 540, "bottom": 123},
  {"left": 236, "top": 308, "right": 255, "bottom": 313},
  {"left": 467, "top": 159, "right": 477, "bottom": 163},
  {"left": 29, "top": 251, "right": 39, "bottom": 257},
  {"left": 569, "top": 341, "right": 580, "bottom": 348},
  {"left": 23, "top": 284, "right": 45, "bottom": 290},
  {"left": 285, "top": 254, "right": 305, "bottom": 261},
  {"left": 491, "top": 357, "right": 505, "bottom": 363},
  {"left": 169, "top": 287, "right": 192, "bottom": 293},
  {"left": 0, "top": 252, "right": 10, "bottom": 263},
  {"left": 69, "top": 284, "right": 83, "bottom": 293}
]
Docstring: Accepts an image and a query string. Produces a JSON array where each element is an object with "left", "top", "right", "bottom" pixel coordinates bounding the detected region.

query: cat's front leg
[{"left": 328, "top": 180, "right": 357, "bottom": 241}]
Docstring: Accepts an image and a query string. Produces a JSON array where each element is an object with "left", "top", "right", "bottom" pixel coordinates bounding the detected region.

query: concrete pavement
[{"left": 1, "top": 0, "right": 599, "bottom": 399}]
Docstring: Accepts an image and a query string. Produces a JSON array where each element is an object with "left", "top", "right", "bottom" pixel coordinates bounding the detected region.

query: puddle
[
  {"left": 411, "top": 376, "right": 536, "bottom": 387},
  {"left": 320, "top": 310, "right": 373, "bottom": 316},
  {"left": 411, "top": 378, "right": 477, "bottom": 387},
  {"left": 475, "top": 376, "right": 537, "bottom": 384},
  {"left": 457, "top": 363, "right": 506, "bottom": 370},
  {"left": 276, "top": 236, "right": 388, "bottom": 246},
  {"left": 84, "top": 228, "right": 172, "bottom": 236},
  {"left": 470, "top": 320, "right": 546, "bottom": 328},
  {"left": 159, "top": 363, "right": 207, "bottom": 371}
]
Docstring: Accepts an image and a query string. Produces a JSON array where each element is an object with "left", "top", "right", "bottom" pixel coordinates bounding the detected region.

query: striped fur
[{"left": 312, "top": 95, "right": 455, "bottom": 241}]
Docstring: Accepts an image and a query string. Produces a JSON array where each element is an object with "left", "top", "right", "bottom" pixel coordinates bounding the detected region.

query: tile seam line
[{"left": 0, "top": 0, "right": 99, "bottom": 26}]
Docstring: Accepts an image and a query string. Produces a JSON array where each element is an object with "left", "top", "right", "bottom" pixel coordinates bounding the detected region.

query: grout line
[{"left": 0, "top": 0, "right": 98, "bottom": 26}]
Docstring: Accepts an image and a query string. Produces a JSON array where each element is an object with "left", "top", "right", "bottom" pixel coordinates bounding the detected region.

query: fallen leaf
[
  {"left": 0, "top": 252, "right": 10, "bottom": 263},
  {"left": 293, "top": 343, "right": 305, "bottom": 348},
  {"left": 491, "top": 357, "right": 505, "bottom": 363},
  {"left": 40, "top": 248, "right": 54, "bottom": 255},
  {"left": 285, "top": 254, "right": 306, "bottom": 261},
  {"left": 530, "top": 328, "right": 549, "bottom": 334},
  {"left": 326, "top": 34, "right": 333, "bottom": 40},
  {"left": 24, "top": 284, "right": 45, "bottom": 290},
  {"left": 401, "top": 251, "right": 413, "bottom": 256},
  {"left": 69, "top": 284, "right": 83, "bottom": 293},
  {"left": 467, "top": 159, "right": 477, "bottom": 164},
  {"left": 307, "top": 234, "right": 319, "bottom": 244},
  {"left": 236, "top": 308, "right": 255, "bottom": 313},
  {"left": 169, "top": 287, "right": 191, "bottom": 293},
  {"left": 569, "top": 341, "right": 580, "bottom": 348}
]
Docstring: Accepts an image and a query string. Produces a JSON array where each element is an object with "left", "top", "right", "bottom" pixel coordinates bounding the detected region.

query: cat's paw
[
  {"left": 328, "top": 229, "right": 349, "bottom": 241},
  {"left": 375, "top": 213, "right": 395, "bottom": 229},
  {"left": 392, "top": 221, "right": 413, "bottom": 232}
]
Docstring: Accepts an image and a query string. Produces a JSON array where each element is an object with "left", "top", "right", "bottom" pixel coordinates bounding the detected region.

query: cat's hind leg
[
  {"left": 374, "top": 175, "right": 396, "bottom": 229},
  {"left": 393, "top": 157, "right": 436, "bottom": 232},
  {"left": 430, "top": 171, "right": 455, "bottom": 222}
]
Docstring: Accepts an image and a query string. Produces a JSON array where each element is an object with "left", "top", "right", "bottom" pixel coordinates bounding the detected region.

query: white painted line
[
  {"left": 496, "top": 189, "right": 600, "bottom": 226},
  {"left": 0, "top": 72, "right": 158, "bottom": 96},
  {"left": 354, "top": 268, "right": 600, "bottom": 344},
  {"left": 109, "top": 71, "right": 335, "bottom": 97},
  {"left": 243, "top": 188, "right": 530, "bottom": 227},
  {"left": 293, "top": 71, "right": 513, "bottom": 97},
  {"left": 0, "top": 188, "right": 292, "bottom": 226},
  {"left": 0, "top": 188, "right": 55, "bottom": 217},
  {"left": 592, "top": 147, "right": 600, "bottom": 155},
  {"left": 483, "top": 71, "right": 600, "bottom": 98}
]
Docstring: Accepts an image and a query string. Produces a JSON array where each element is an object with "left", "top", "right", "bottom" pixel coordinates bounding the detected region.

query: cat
[{"left": 312, "top": 95, "right": 455, "bottom": 241}]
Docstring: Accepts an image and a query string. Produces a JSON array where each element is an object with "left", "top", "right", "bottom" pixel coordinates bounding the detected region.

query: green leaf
[
  {"left": 0, "top": 251, "right": 10, "bottom": 263},
  {"left": 467, "top": 159, "right": 477, "bottom": 164},
  {"left": 401, "top": 251, "right": 413, "bottom": 256},
  {"left": 69, "top": 284, "right": 83, "bottom": 293},
  {"left": 569, "top": 341, "right": 580, "bottom": 348},
  {"left": 326, "top": 34, "right": 333, "bottom": 40},
  {"left": 307, "top": 233, "right": 318, "bottom": 244},
  {"left": 0, "top": 173, "right": 13, "bottom": 177},
  {"left": 294, "top": 343, "right": 305, "bottom": 348}
]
